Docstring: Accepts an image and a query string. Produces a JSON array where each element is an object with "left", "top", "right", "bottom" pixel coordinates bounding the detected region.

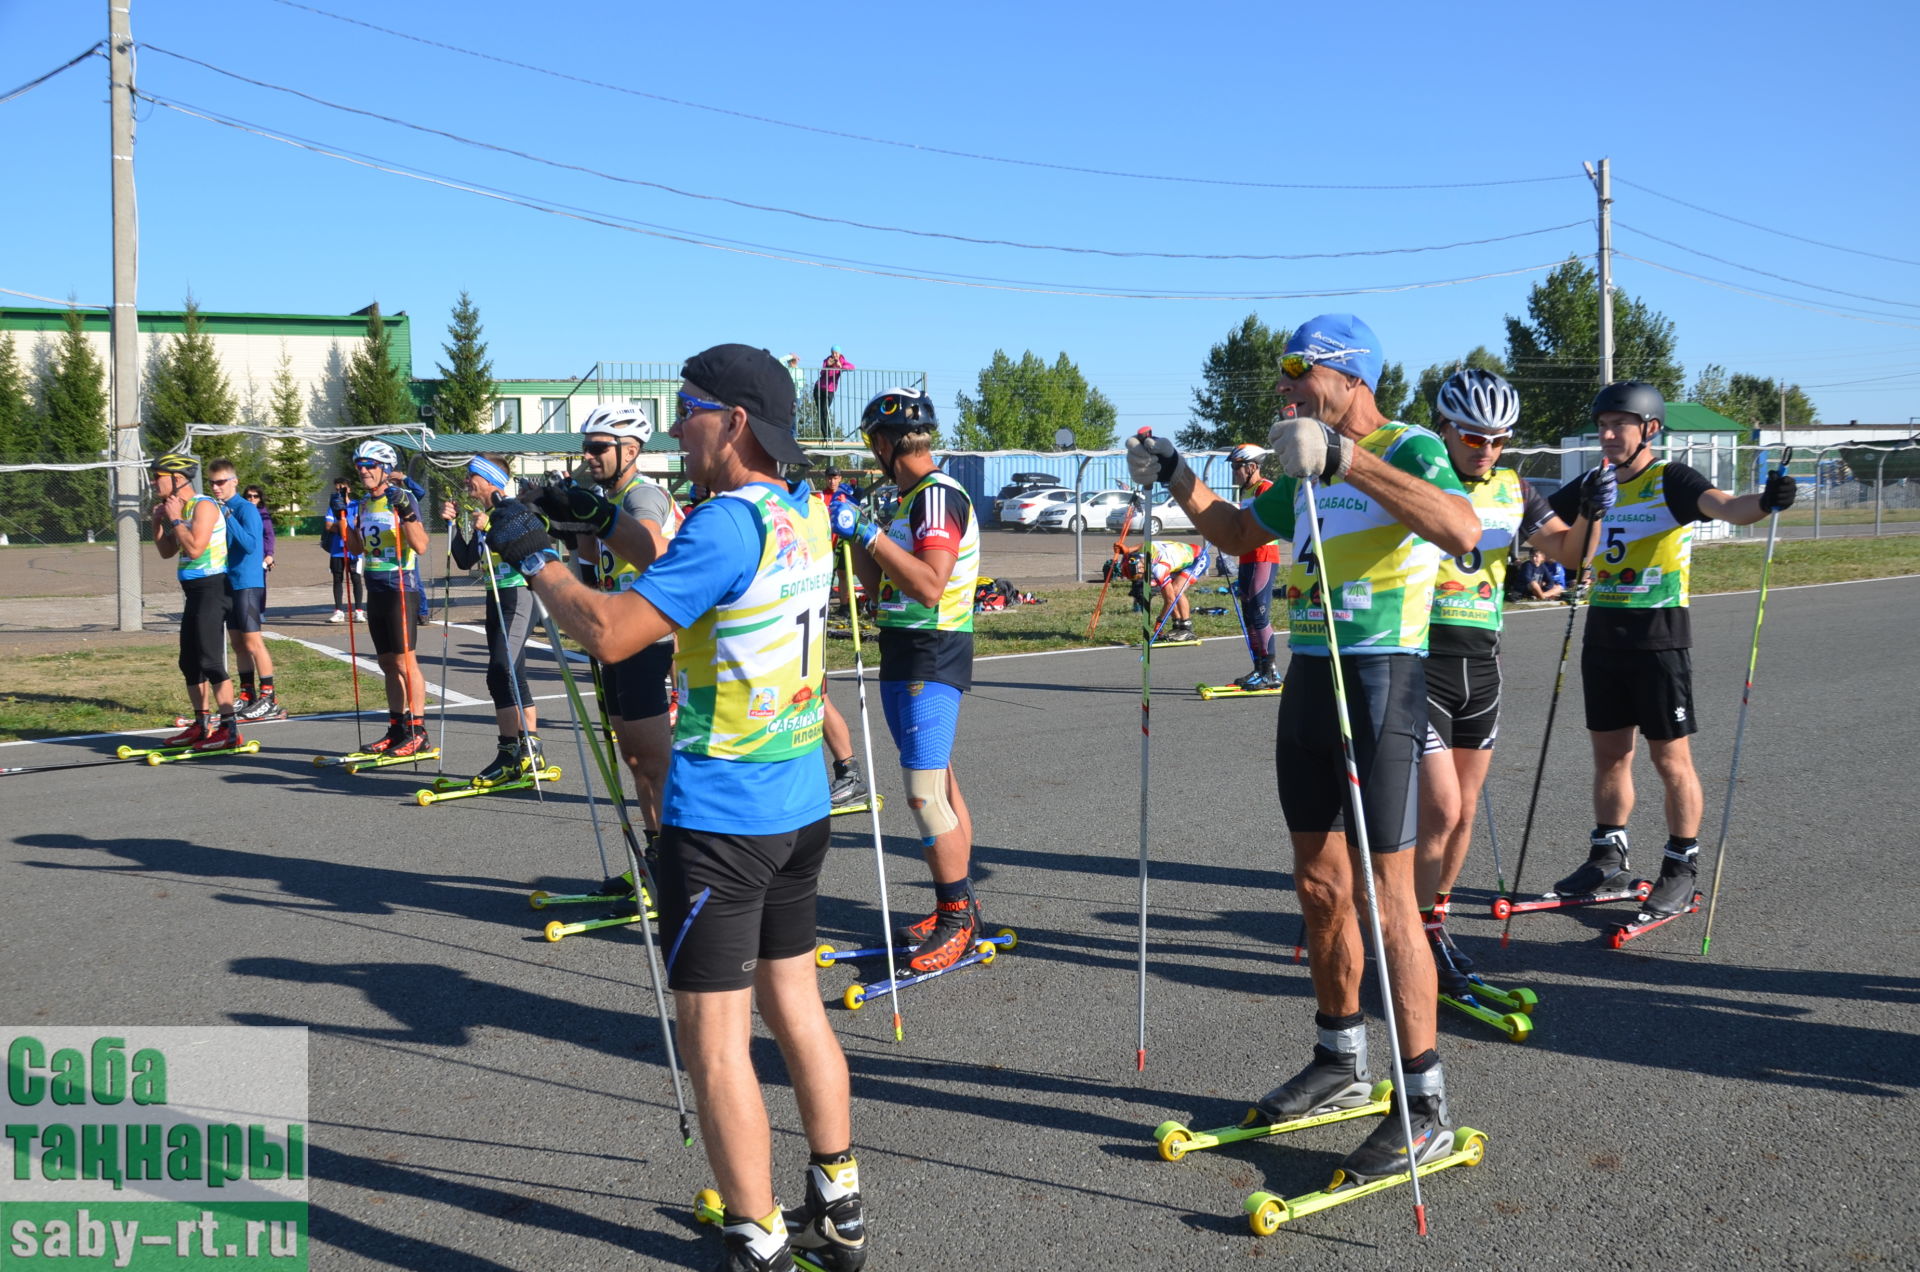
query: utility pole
[
  {"left": 109, "top": 0, "right": 143, "bottom": 631},
  {"left": 1583, "top": 158, "right": 1615, "bottom": 387}
]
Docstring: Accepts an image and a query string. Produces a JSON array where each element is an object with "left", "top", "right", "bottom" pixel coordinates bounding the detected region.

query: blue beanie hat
[
  {"left": 1285, "top": 314, "right": 1384, "bottom": 392},
  {"left": 467, "top": 456, "right": 511, "bottom": 490}
]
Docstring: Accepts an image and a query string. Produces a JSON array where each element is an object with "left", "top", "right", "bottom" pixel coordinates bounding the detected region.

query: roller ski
[
  {"left": 1158, "top": 1036, "right": 1391, "bottom": 1162},
  {"left": 693, "top": 1189, "right": 831, "bottom": 1272},
  {"left": 1428, "top": 920, "right": 1534, "bottom": 1040},
  {"left": 838, "top": 939, "right": 1001, "bottom": 1011},
  {"left": 143, "top": 733, "right": 263, "bottom": 766},
  {"left": 1609, "top": 843, "right": 1702, "bottom": 948},
  {"left": 1196, "top": 681, "right": 1283, "bottom": 700},
  {"left": 539, "top": 867, "right": 659, "bottom": 941},
  {"left": 813, "top": 927, "right": 1016, "bottom": 967},
  {"left": 1153, "top": 1077, "right": 1393, "bottom": 1162},
  {"left": 1491, "top": 828, "right": 1649, "bottom": 917},
  {"left": 315, "top": 726, "right": 439, "bottom": 775},
  {"left": 1243, "top": 1067, "right": 1483, "bottom": 1235},
  {"left": 417, "top": 765, "right": 561, "bottom": 806},
  {"left": 830, "top": 792, "right": 882, "bottom": 817}
]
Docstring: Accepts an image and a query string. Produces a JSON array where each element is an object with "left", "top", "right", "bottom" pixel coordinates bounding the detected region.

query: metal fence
[
  {"left": 588, "top": 361, "right": 928, "bottom": 442},
  {"left": 0, "top": 464, "right": 116, "bottom": 545}
]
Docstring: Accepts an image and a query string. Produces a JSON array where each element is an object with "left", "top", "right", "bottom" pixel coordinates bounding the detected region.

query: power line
[
  {"left": 1618, "top": 178, "right": 1920, "bottom": 269},
  {"left": 0, "top": 44, "right": 104, "bottom": 106},
  {"left": 1618, "top": 253, "right": 1920, "bottom": 332},
  {"left": 142, "top": 44, "right": 1591, "bottom": 264},
  {"left": 1616, "top": 222, "right": 1920, "bottom": 311},
  {"left": 263, "top": 0, "right": 1581, "bottom": 193},
  {"left": 142, "top": 91, "right": 1565, "bottom": 302}
]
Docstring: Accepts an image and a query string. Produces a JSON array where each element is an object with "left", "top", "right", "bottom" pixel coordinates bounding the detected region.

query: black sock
[
  {"left": 1314, "top": 1010, "right": 1366, "bottom": 1032},
  {"left": 197, "top": 712, "right": 214, "bottom": 730},
  {"left": 1403, "top": 1048, "right": 1440, "bottom": 1074},
  {"left": 1668, "top": 837, "right": 1698, "bottom": 851},
  {"left": 1595, "top": 824, "right": 1626, "bottom": 835},
  {"left": 809, "top": 1148, "right": 854, "bottom": 1167},
  {"left": 833, "top": 757, "right": 854, "bottom": 780},
  {"left": 240, "top": 672, "right": 256, "bottom": 696},
  {"left": 260, "top": 676, "right": 274, "bottom": 696},
  {"left": 934, "top": 877, "right": 972, "bottom": 906}
]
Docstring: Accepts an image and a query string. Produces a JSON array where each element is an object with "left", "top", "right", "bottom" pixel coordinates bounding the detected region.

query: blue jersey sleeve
[
  {"left": 632, "top": 494, "right": 762, "bottom": 628},
  {"left": 224, "top": 496, "right": 262, "bottom": 555}
]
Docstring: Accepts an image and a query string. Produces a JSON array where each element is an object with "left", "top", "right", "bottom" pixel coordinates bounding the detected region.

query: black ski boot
[
  {"left": 714, "top": 1208, "right": 795, "bottom": 1272},
  {"left": 1640, "top": 842, "right": 1700, "bottom": 918},
  {"left": 1425, "top": 916, "right": 1475, "bottom": 997},
  {"left": 828, "top": 755, "right": 867, "bottom": 808},
  {"left": 1169, "top": 620, "right": 1196, "bottom": 642},
  {"left": 472, "top": 738, "right": 521, "bottom": 786},
  {"left": 1335, "top": 1062, "right": 1453, "bottom": 1186},
  {"left": 782, "top": 1154, "right": 866, "bottom": 1272},
  {"left": 1551, "top": 828, "right": 1631, "bottom": 896},
  {"left": 1233, "top": 657, "right": 1279, "bottom": 690},
  {"left": 1255, "top": 1026, "right": 1374, "bottom": 1124}
]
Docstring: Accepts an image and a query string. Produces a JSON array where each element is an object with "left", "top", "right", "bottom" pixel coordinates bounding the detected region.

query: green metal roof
[
  {"left": 2, "top": 304, "right": 413, "bottom": 379},
  {"left": 1665, "top": 402, "right": 1745, "bottom": 433}
]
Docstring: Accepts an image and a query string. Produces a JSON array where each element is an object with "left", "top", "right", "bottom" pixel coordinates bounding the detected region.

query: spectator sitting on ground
[{"left": 1520, "top": 544, "right": 1567, "bottom": 601}]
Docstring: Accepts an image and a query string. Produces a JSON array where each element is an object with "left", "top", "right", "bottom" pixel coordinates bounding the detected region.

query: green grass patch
[
  {"left": 0, "top": 637, "right": 362, "bottom": 742},
  {"left": 1689, "top": 533, "right": 1920, "bottom": 593},
  {"left": 1772, "top": 507, "right": 1920, "bottom": 527}
]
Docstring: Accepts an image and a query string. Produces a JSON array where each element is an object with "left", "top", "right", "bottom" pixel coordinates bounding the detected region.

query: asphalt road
[{"left": 3, "top": 575, "right": 1915, "bottom": 1270}]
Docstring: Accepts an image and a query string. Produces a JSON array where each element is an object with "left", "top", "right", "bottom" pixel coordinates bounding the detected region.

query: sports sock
[{"left": 934, "top": 877, "right": 972, "bottom": 907}]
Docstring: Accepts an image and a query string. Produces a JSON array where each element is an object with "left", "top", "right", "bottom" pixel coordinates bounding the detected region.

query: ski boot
[
  {"left": 1255, "top": 1039, "right": 1377, "bottom": 1125},
  {"left": 237, "top": 692, "right": 285, "bottom": 723},
  {"left": 1551, "top": 828, "right": 1631, "bottom": 896},
  {"left": 387, "top": 727, "right": 431, "bottom": 759},
  {"left": 472, "top": 739, "right": 522, "bottom": 787},
  {"left": 365, "top": 719, "right": 405, "bottom": 755},
  {"left": 1168, "top": 620, "right": 1197, "bottom": 642},
  {"left": 1333, "top": 1062, "right": 1453, "bottom": 1185},
  {"left": 194, "top": 720, "right": 244, "bottom": 752},
  {"left": 1424, "top": 917, "right": 1475, "bottom": 997},
  {"left": 714, "top": 1207, "right": 797, "bottom": 1272},
  {"left": 1232, "top": 657, "right": 1278, "bottom": 690},
  {"left": 827, "top": 756, "right": 867, "bottom": 809},
  {"left": 1640, "top": 842, "right": 1699, "bottom": 919},
  {"left": 162, "top": 719, "right": 208, "bottom": 749},
  {"left": 782, "top": 1155, "right": 866, "bottom": 1272},
  {"left": 905, "top": 893, "right": 981, "bottom": 974}
]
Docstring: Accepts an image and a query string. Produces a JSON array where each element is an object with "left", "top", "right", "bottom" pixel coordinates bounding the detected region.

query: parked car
[
  {"left": 993, "top": 472, "right": 1067, "bottom": 517},
  {"left": 1105, "top": 491, "right": 1195, "bottom": 536},
  {"left": 1036, "top": 489, "right": 1135, "bottom": 533},
  {"left": 998, "top": 487, "right": 1074, "bottom": 529}
]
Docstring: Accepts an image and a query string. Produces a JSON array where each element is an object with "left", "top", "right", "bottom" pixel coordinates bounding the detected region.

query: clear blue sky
[{"left": 4, "top": 0, "right": 1917, "bottom": 431}]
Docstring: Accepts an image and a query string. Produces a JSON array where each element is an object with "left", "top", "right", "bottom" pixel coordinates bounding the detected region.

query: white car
[
  {"left": 1105, "top": 491, "right": 1194, "bottom": 536},
  {"left": 1036, "top": 489, "right": 1136, "bottom": 533},
  {"left": 997, "top": 487, "right": 1073, "bottom": 528}
]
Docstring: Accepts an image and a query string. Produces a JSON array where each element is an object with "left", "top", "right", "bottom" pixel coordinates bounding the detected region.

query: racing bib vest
[
  {"left": 175, "top": 495, "right": 229, "bottom": 581},
  {"left": 1431, "top": 468, "right": 1524, "bottom": 635},
  {"left": 877, "top": 470, "right": 978, "bottom": 634},
  {"left": 673, "top": 485, "right": 831, "bottom": 762},
  {"left": 1591, "top": 461, "right": 1691, "bottom": 610},
  {"left": 595, "top": 472, "right": 682, "bottom": 593},
  {"left": 356, "top": 491, "right": 417, "bottom": 574},
  {"left": 1147, "top": 540, "right": 1201, "bottom": 578},
  {"left": 1270, "top": 424, "right": 1456, "bottom": 656}
]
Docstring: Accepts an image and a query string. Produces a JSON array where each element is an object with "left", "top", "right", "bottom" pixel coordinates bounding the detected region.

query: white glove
[
  {"left": 1125, "top": 430, "right": 1184, "bottom": 487},
  {"left": 1266, "top": 416, "right": 1353, "bottom": 483}
]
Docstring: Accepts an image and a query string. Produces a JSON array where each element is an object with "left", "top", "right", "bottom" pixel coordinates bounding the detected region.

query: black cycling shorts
[
  {"left": 1274, "top": 653, "right": 1423, "bottom": 853},
  {"left": 178, "top": 576, "right": 231, "bottom": 686},
  {"left": 1426, "top": 652, "right": 1502, "bottom": 751},
  {"left": 655, "top": 817, "right": 833, "bottom": 992},
  {"left": 606, "top": 642, "right": 674, "bottom": 721},
  {"left": 225, "top": 585, "right": 266, "bottom": 634},
  {"left": 1581, "top": 645, "right": 1697, "bottom": 741},
  {"left": 366, "top": 586, "right": 418, "bottom": 657}
]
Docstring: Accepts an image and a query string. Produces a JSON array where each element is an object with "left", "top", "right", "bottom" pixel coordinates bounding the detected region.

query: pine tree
[
  {"left": 344, "top": 302, "right": 415, "bottom": 430},
  {"left": 0, "top": 334, "right": 31, "bottom": 541},
  {"left": 37, "top": 309, "right": 112, "bottom": 541},
  {"left": 264, "top": 348, "right": 318, "bottom": 530},
  {"left": 433, "top": 290, "right": 494, "bottom": 433},
  {"left": 146, "top": 297, "right": 244, "bottom": 474}
]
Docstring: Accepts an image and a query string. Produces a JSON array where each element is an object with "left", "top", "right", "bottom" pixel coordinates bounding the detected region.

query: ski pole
[
  {"left": 837, "top": 538, "right": 902, "bottom": 1045},
  {"left": 478, "top": 534, "right": 543, "bottom": 802},
  {"left": 1084, "top": 503, "right": 1136, "bottom": 638},
  {"left": 839, "top": 539, "right": 905, "bottom": 1043},
  {"left": 1300, "top": 476, "right": 1426, "bottom": 1234},
  {"left": 338, "top": 505, "right": 365, "bottom": 754},
  {"left": 1499, "top": 476, "right": 1609, "bottom": 948},
  {"left": 1135, "top": 435, "right": 1156, "bottom": 1072},
  {"left": 1481, "top": 786, "right": 1507, "bottom": 898},
  {"left": 536, "top": 604, "right": 692, "bottom": 1148},
  {"left": 435, "top": 513, "right": 457, "bottom": 774},
  {"left": 1702, "top": 447, "right": 1793, "bottom": 957}
]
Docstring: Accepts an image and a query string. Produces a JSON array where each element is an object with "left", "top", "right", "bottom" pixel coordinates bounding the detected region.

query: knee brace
[{"left": 902, "top": 767, "right": 957, "bottom": 841}]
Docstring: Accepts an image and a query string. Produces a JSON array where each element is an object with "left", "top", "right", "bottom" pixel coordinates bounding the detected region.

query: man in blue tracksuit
[{"left": 207, "top": 458, "right": 285, "bottom": 722}]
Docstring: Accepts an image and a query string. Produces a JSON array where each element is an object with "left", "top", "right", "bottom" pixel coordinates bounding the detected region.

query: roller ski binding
[
  {"left": 1492, "top": 829, "right": 1650, "bottom": 917},
  {"left": 1610, "top": 843, "right": 1703, "bottom": 948},
  {"left": 1154, "top": 1040, "right": 1390, "bottom": 1162}
]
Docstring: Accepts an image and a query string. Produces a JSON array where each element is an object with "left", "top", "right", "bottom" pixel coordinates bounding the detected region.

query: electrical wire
[
  {"left": 142, "top": 45, "right": 1590, "bottom": 262},
  {"left": 1618, "top": 178, "right": 1920, "bottom": 269},
  {"left": 264, "top": 0, "right": 1579, "bottom": 193},
  {"left": 0, "top": 287, "right": 106, "bottom": 308},
  {"left": 1617, "top": 222, "right": 1920, "bottom": 311},
  {"left": 1618, "top": 253, "right": 1920, "bottom": 332},
  {"left": 0, "top": 44, "right": 104, "bottom": 106},
  {"left": 141, "top": 92, "right": 1566, "bottom": 302}
]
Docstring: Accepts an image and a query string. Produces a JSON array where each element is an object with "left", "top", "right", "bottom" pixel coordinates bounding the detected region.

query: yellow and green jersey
[
  {"left": 1429, "top": 469, "right": 1555, "bottom": 657},
  {"left": 877, "top": 471, "right": 978, "bottom": 634},
  {"left": 354, "top": 490, "right": 417, "bottom": 575},
  {"left": 672, "top": 485, "right": 832, "bottom": 763},
  {"left": 1250, "top": 423, "right": 1470, "bottom": 656},
  {"left": 595, "top": 472, "right": 681, "bottom": 594},
  {"left": 175, "top": 495, "right": 229, "bottom": 581},
  {"left": 1590, "top": 460, "right": 1693, "bottom": 611}
]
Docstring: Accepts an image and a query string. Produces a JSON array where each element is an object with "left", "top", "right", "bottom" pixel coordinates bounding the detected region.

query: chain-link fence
[{"left": 0, "top": 463, "right": 117, "bottom": 545}]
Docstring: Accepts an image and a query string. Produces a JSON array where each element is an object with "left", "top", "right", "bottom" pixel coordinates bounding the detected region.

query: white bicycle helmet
[
  {"left": 1227, "top": 444, "right": 1269, "bottom": 465},
  {"left": 353, "top": 439, "right": 399, "bottom": 468},
  {"left": 579, "top": 403, "right": 654, "bottom": 445},
  {"left": 1434, "top": 368, "right": 1520, "bottom": 436}
]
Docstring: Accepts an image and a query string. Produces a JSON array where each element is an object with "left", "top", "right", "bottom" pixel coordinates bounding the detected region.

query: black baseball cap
[{"left": 680, "top": 344, "right": 805, "bottom": 466}]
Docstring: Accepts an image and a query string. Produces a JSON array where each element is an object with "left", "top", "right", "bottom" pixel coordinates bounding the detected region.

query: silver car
[
  {"left": 1104, "top": 491, "right": 1195, "bottom": 536},
  {"left": 1036, "top": 489, "right": 1136, "bottom": 533}
]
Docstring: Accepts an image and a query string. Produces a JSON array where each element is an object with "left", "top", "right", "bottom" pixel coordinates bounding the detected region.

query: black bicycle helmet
[{"left": 1589, "top": 380, "right": 1666, "bottom": 427}]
